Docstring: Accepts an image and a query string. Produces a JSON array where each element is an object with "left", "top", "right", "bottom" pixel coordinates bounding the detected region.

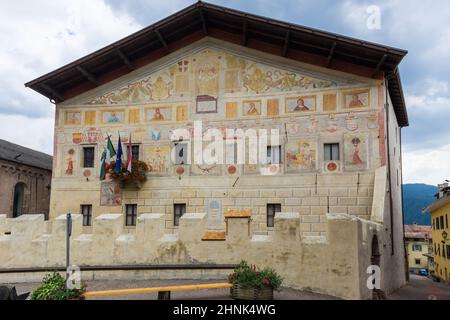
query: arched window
[{"left": 13, "top": 183, "right": 26, "bottom": 218}]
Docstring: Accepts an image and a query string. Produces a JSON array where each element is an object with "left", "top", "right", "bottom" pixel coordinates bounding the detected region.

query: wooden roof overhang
[{"left": 25, "top": 1, "right": 409, "bottom": 126}]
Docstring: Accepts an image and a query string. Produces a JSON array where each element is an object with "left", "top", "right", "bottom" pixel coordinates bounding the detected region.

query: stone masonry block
[{"left": 339, "top": 197, "right": 358, "bottom": 206}]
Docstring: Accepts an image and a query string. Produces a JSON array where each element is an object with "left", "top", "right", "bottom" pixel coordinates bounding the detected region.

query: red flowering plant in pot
[
  {"left": 228, "top": 260, "right": 283, "bottom": 300},
  {"left": 108, "top": 160, "right": 149, "bottom": 188}
]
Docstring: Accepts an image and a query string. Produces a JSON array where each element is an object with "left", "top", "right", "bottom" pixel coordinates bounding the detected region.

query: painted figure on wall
[
  {"left": 65, "top": 148, "right": 76, "bottom": 176},
  {"left": 344, "top": 134, "right": 368, "bottom": 170},
  {"left": 286, "top": 96, "right": 316, "bottom": 113},
  {"left": 351, "top": 137, "right": 363, "bottom": 165},
  {"left": 294, "top": 98, "right": 310, "bottom": 111},
  {"left": 108, "top": 112, "right": 120, "bottom": 123},
  {"left": 102, "top": 111, "right": 125, "bottom": 124},
  {"left": 153, "top": 108, "right": 165, "bottom": 121},
  {"left": 344, "top": 89, "right": 370, "bottom": 109},
  {"left": 100, "top": 182, "right": 122, "bottom": 206},
  {"left": 286, "top": 140, "right": 316, "bottom": 172},
  {"left": 349, "top": 94, "right": 364, "bottom": 108},
  {"left": 146, "top": 107, "right": 172, "bottom": 122},
  {"left": 65, "top": 112, "right": 81, "bottom": 126},
  {"left": 145, "top": 146, "right": 170, "bottom": 175}
]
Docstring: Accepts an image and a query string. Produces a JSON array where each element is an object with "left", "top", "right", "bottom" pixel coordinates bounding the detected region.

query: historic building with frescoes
[{"left": 1, "top": 2, "right": 409, "bottom": 299}]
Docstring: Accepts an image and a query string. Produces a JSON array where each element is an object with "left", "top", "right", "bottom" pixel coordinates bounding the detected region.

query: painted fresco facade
[{"left": 51, "top": 41, "right": 388, "bottom": 233}]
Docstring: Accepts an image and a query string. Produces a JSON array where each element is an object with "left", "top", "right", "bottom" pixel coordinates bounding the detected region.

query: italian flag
[{"left": 100, "top": 136, "right": 116, "bottom": 180}]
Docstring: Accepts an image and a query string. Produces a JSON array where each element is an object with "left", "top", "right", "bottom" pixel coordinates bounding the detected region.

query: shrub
[
  {"left": 31, "top": 272, "right": 86, "bottom": 300},
  {"left": 228, "top": 261, "right": 283, "bottom": 291}
]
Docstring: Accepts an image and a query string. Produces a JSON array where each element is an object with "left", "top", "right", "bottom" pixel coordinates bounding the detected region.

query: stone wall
[
  {"left": 0, "top": 211, "right": 384, "bottom": 300},
  {"left": 50, "top": 172, "right": 375, "bottom": 236},
  {"left": 0, "top": 159, "right": 52, "bottom": 219}
]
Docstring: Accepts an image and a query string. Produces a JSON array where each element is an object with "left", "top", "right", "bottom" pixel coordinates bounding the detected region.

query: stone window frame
[{"left": 319, "top": 136, "right": 344, "bottom": 173}]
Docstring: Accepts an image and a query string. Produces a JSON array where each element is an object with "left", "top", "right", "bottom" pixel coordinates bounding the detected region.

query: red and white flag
[{"left": 127, "top": 133, "right": 132, "bottom": 172}]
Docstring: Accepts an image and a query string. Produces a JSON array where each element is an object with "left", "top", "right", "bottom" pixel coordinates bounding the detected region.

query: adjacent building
[
  {"left": 425, "top": 183, "right": 450, "bottom": 283},
  {"left": 0, "top": 139, "right": 52, "bottom": 219},
  {"left": 404, "top": 224, "right": 432, "bottom": 274},
  {"left": 17, "top": 2, "right": 410, "bottom": 298}
]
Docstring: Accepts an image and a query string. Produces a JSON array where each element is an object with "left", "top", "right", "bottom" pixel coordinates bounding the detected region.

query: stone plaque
[{"left": 207, "top": 200, "right": 223, "bottom": 230}]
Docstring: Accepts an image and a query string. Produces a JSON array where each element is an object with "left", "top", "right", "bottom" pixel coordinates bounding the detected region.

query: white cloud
[
  {"left": 0, "top": 0, "right": 141, "bottom": 118},
  {"left": 0, "top": 114, "right": 54, "bottom": 155},
  {"left": 403, "top": 145, "right": 450, "bottom": 185}
]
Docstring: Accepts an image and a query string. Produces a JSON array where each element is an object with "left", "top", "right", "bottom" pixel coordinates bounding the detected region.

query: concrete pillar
[
  {"left": 273, "top": 212, "right": 301, "bottom": 243},
  {"left": 92, "top": 214, "right": 123, "bottom": 265},
  {"left": 8, "top": 214, "right": 46, "bottom": 267},
  {"left": 47, "top": 214, "right": 83, "bottom": 266},
  {"left": 179, "top": 213, "right": 207, "bottom": 243}
]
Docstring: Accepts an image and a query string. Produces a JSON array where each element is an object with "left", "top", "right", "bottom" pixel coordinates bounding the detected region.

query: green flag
[{"left": 100, "top": 136, "right": 116, "bottom": 180}]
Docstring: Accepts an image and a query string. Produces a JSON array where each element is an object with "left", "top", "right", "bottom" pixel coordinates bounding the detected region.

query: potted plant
[
  {"left": 228, "top": 261, "right": 282, "bottom": 300},
  {"left": 31, "top": 272, "right": 86, "bottom": 300},
  {"left": 109, "top": 160, "right": 149, "bottom": 189}
]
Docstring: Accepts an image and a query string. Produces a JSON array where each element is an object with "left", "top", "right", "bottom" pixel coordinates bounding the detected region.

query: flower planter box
[{"left": 230, "top": 284, "right": 274, "bottom": 300}]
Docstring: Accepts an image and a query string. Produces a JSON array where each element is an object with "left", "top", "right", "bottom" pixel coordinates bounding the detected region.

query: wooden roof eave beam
[
  {"left": 372, "top": 54, "right": 388, "bottom": 78},
  {"left": 115, "top": 48, "right": 135, "bottom": 71},
  {"left": 282, "top": 30, "right": 290, "bottom": 57},
  {"left": 199, "top": 9, "right": 208, "bottom": 35},
  {"left": 41, "top": 83, "right": 64, "bottom": 102},
  {"left": 155, "top": 29, "right": 169, "bottom": 52},
  {"left": 326, "top": 42, "right": 337, "bottom": 68},
  {"left": 242, "top": 20, "right": 248, "bottom": 46},
  {"left": 76, "top": 66, "right": 101, "bottom": 86}
]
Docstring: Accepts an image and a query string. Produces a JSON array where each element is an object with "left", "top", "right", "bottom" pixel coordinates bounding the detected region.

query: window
[
  {"left": 443, "top": 244, "right": 446, "bottom": 259},
  {"left": 436, "top": 217, "right": 440, "bottom": 230},
  {"left": 440, "top": 216, "right": 445, "bottom": 230},
  {"left": 81, "top": 205, "right": 92, "bottom": 226},
  {"left": 446, "top": 214, "right": 449, "bottom": 229},
  {"left": 435, "top": 243, "right": 437, "bottom": 255},
  {"left": 127, "top": 145, "right": 140, "bottom": 161},
  {"left": 174, "top": 204, "right": 186, "bottom": 226},
  {"left": 324, "top": 143, "right": 340, "bottom": 161},
  {"left": 415, "top": 258, "right": 421, "bottom": 265},
  {"left": 83, "top": 147, "right": 95, "bottom": 168},
  {"left": 267, "top": 146, "right": 281, "bottom": 165},
  {"left": 174, "top": 143, "right": 188, "bottom": 165},
  {"left": 412, "top": 244, "right": 422, "bottom": 252},
  {"left": 125, "top": 204, "right": 137, "bottom": 227},
  {"left": 447, "top": 245, "right": 450, "bottom": 259},
  {"left": 267, "top": 204, "right": 281, "bottom": 228}
]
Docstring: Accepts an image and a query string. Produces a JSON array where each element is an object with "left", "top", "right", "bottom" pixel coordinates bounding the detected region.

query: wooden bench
[{"left": 83, "top": 283, "right": 233, "bottom": 300}]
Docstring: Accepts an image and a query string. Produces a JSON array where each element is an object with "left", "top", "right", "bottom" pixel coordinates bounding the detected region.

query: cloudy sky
[{"left": 0, "top": 0, "right": 449, "bottom": 185}]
